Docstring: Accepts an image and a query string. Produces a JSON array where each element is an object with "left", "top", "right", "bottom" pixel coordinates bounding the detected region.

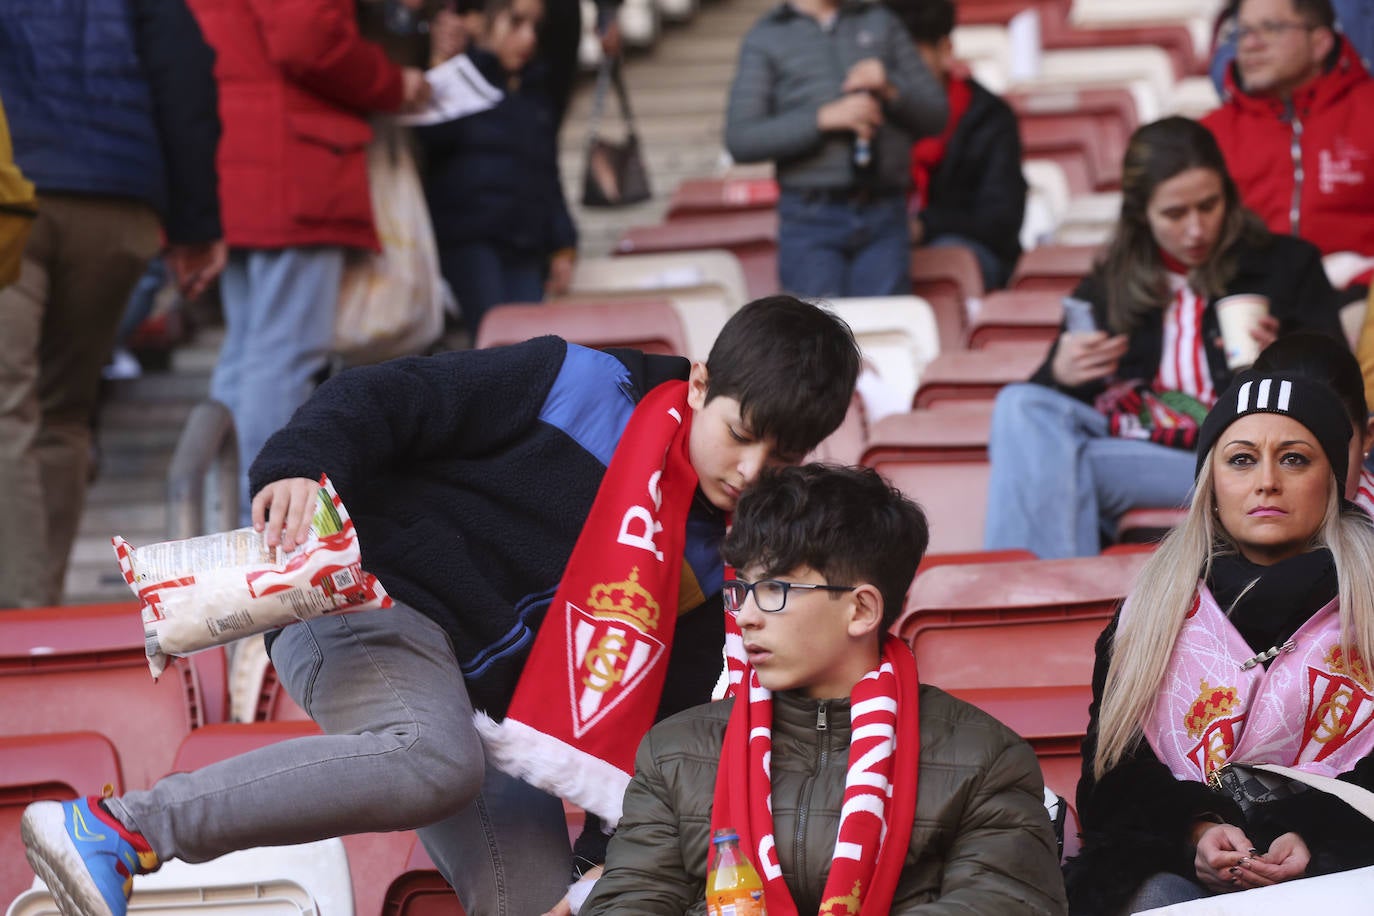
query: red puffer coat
[
  {"left": 1203, "top": 39, "right": 1374, "bottom": 259},
  {"left": 186, "top": 0, "right": 404, "bottom": 250}
]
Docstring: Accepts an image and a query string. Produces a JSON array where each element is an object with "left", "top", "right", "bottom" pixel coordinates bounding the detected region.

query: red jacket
[
  {"left": 186, "top": 0, "right": 404, "bottom": 249},
  {"left": 1203, "top": 39, "right": 1374, "bottom": 259}
]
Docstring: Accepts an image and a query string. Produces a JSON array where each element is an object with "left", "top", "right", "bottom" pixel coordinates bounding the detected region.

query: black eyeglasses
[
  {"left": 722, "top": 578, "right": 856, "bottom": 614},
  {"left": 1231, "top": 19, "right": 1317, "bottom": 42}
]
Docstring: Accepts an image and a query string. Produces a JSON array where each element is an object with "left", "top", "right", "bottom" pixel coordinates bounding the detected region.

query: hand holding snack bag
[{"left": 113, "top": 474, "right": 390, "bottom": 678}]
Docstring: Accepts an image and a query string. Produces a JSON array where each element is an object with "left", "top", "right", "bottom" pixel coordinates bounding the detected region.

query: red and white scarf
[
  {"left": 711, "top": 626, "right": 921, "bottom": 916},
  {"left": 475, "top": 380, "right": 698, "bottom": 825},
  {"left": 1153, "top": 270, "right": 1217, "bottom": 407},
  {"left": 1356, "top": 466, "right": 1374, "bottom": 518}
]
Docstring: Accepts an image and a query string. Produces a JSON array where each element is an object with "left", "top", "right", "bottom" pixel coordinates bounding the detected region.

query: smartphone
[{"left": 1061, "top": 296, "right": 1097, "bottom": 334}]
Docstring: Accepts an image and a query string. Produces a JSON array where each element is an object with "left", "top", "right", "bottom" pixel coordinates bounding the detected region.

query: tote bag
[{"left": 581, "top": 59, "right": 651, "bottom": 208}]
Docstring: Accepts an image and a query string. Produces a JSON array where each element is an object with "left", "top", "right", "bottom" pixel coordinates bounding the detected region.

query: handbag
[
  {"left": 1209, "top": 762, "right": 1374, "bottom": 822},
  {"left": 581, "top": 59, "right": 651, "bottom": 208},
  {"left": 334, "top": 122, "right": 452, "bottom": 367}
]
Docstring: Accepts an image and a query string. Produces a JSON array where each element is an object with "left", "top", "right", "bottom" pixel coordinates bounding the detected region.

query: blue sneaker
[{"left": 20, "top": 796, "right": 158, "bottom": 916}]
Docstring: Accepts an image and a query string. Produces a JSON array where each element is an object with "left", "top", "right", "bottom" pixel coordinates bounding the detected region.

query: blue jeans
[
  {"left": 927, "top": 232, "right": 1011, "bottom": 291},
  {"left": 776, "top": 189, "right": 911, "bottom": 299},
  {"left": 984, "top": 383, "right": 1197, "bottom": 558},
  {"left": 439, "top": 242, "right": 547, "bottom": 336},
  {"left": 1120, "top": 872, "right": 1207, "bottom": 913},
  {"left": 108, "top": 604, "right": 573, "bottom": 916},
  {"left": 211, "top": 247, "right": 343, "bottom": 524}
]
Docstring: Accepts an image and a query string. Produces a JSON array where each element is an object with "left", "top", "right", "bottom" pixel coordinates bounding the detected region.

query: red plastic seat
[
  {"left": 0, "top": 603, "right": 206, "bottom": 790},
  {"left": 1116, "top": 507, "right": 1188, "bottom": 545},
  {"left": 1005, "top": 86, "right": 1140, "bottom": 140},
  {"left": 895, "top": 551, "right": 1149, "bottom": 674},
  {"left": 914, "top": 548, "right": 1037, "bottom": 580},
  {"left": 665, "top": 177, "right": 778, "bottom": 219},
  {"left": 1021, "top": 117, "right": 1122, "bottom": 192},
  {"left": 910, "top": 344, "right": 1044, "bottom": 408},
  {"left": 860, "top": 402, "right": 996, "bottom": 553},
  {"left": 382, "top": 838, "right": 465, "bottom": 916},
  {"left": 615, "top": 210, "right": 780, "bottom": 300},
  {"left": 966, "top": 290, "right": 1064, "bottom": 349},
  {"left": 475, "top": 300, "right": 690, "bottom": 357},
  {"left": 1008, "top": 244, "right": 1099, "bottom": 295},
  {"left": 0, "top": 732, "right": 124, "bottom": 906},
  {"left": 911, "top": 245, "right": 986, "bottom": 354},
  {"left": 806, "top": 390, "right": 868, "bottom": 467}
]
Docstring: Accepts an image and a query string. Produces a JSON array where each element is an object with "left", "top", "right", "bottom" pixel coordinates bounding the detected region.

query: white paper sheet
[{"left": 395, "top": 54, "right": 504, "bottom": 127}]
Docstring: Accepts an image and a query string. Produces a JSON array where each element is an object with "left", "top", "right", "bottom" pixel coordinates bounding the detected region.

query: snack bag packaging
[{"left": 112, "top": 475, "right": 391, "bottom": 678}]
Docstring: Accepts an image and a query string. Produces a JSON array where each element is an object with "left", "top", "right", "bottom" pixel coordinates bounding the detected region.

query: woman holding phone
[{"left": 984, "top": 116, "right": 1343, "bottom": 559}]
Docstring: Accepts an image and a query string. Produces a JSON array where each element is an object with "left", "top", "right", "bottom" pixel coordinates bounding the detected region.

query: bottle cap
[{"left": 711, "top": 828, "right": 740, "bottom": 844}]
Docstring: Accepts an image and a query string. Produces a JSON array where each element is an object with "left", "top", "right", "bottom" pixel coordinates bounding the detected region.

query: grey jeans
[{"left": 108, "top": 604, "right": 573, "bottom": 915}]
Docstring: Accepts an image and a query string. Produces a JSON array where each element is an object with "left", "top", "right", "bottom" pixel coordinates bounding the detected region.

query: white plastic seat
[{"left": 825, "top": 297, "right": 941, "bottom": 414}]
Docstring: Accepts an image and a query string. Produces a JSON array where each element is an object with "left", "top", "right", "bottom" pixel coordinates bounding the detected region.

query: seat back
[
  {"left": 861, "top": 403, "right": 995, "bottom": 553},
  {"left": 911, "top": 344, "right": 1045, "bottom": 409},
  {"left": 476, "top": 301, "right": 690, "bottom": 358},
  {"left": 897, "top": 552, "right": 1151, "bottom": 682},
  {"left": 910, "top": 246, "right": 986, "bottom": 354},
  {"left": 827, "top": 297, "right": 941, "bottom": 411},
  {"left": 1007, "top": 243, "right": 1099, "bottom": 294},
  {"left": 382, "top": 841, "right": 465, "bottom": 916},
  {"left": 614, "top": 211, "right": 779, "bottom": 300},
  {"left": 0, "top": 603, "right": 204, "bottom": 790},
  {"left": 0, "top": 733, "right": 123, "bottom": 908},
  {"left": 665, "top": 177, "right": 778, "bottom": 219},
  {"left": 967, "top": 290, "right": 1063, "bottom": 349}
]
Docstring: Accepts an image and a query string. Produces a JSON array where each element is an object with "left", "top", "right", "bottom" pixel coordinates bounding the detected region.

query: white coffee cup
[{"left": 1215, "top": 294, "right": 1270, "bottom": 369}]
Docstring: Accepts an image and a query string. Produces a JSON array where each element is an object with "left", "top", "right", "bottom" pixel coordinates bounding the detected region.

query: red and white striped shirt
[
  {"left": 1356, "top": 466, "right": 1374, "bottom": 517},
  {"left": 1153, "top": 272, "right": 1216, "bottom": 407}
]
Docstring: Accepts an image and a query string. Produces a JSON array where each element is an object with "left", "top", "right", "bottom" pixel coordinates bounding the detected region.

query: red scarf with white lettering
[
  {"left": 711, "top": 628, "right": 921, "bottom": 915},
  {"left": 475, "top": 380, "right": 697, "bottom": 825}
]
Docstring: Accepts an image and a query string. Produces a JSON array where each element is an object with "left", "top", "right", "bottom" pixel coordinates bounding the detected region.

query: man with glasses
[
  {"left": 1203, "top": 0, "right": 1374, "bottom": 281},
  {"left": 581, "top": 464, "right": 1067, "bottom": 915}
]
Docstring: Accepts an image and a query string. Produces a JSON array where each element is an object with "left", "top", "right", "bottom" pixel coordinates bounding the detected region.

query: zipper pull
[{"left": 816, "top": 702, "right": 828, "bottom": 731}]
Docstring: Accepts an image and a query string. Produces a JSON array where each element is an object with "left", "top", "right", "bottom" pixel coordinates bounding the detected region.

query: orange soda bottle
[{"left": 705, "top": 827, "right": 768, "bottom": 916}]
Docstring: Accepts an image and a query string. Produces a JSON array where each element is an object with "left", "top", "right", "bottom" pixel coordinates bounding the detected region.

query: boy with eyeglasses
[{"left": 582, "top": 464, "right": 1067, "bottom": 915}]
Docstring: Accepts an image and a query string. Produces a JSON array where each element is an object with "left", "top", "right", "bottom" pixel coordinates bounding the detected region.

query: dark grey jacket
[
  {"left": 584, "top": 685, "right": 1068, "bottom": 915},
  {"left": 724, "top": 0, "right": 947, "bottom": 192}
]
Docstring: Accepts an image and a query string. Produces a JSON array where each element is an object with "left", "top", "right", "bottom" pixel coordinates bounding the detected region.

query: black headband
[{"left": 1195, "top": 371, "right": 1353, "bottom": 485}]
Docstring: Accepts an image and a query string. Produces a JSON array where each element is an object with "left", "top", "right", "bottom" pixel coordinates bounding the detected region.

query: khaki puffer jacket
[{"left": 584, "top": 685, "right": 1068, "bottom": 915}]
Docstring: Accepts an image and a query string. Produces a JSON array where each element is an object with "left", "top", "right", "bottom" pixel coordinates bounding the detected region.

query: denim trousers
[
  {"left": 1120, "top": 872, "right": 1208, "bottom": 913},
  {"left": 108, "top": 604, "right": 574, "bottom": 916},
  {"left": 776, "top": 189, "right": 911, "bottom": 299},
  {"left": 984, "top": 383, "right": 1197, "bottom": 558},
  {"left": 210, "top": 247, "right": 343, "bottom": 524},
  {"left": 439, "top": 242, "right": 547, "bottom": 337},
  {"left": 0, "top": 194, "right": 160, "bottom": 607}
]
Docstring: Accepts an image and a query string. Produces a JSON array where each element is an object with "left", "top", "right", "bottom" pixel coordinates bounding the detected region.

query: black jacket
[
  {"left": 1029, "top": 233, "right": 1344, "bottom": 402},
  {"left": 917, "top": 78, "right": 1026, "bottom": 278},
  {"left": 250, "top": 338, "right": 724, "bottom": 719},
  {"left": 415, "top": 49, "right": 576, "bottom": 255},
  {"left": 1066, "top": 555, "right": 1374, "bottom": 915}
]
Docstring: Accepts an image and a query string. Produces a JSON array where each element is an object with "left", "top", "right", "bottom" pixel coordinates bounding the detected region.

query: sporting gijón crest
[{"left": 566, "top": 567, "right": 667, "bottom": 738}]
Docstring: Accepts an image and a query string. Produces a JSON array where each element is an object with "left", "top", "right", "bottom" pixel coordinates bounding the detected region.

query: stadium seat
[
  {"left": 0, "top": 733, "right": 124, "bottom": 908},
  {"left": 894, "top": 551, "right": 1150, "bottom": 676},
  {"left": 911, "top": 343, "right": 1045, "bottom": 408},
  {"left": 614, "top": 210, "right": 779, "bottom": 300},
  {"left": 860, "top": 402, "right": 996, "bottom": 553},
  {"left": 665, "top": 176, "right": 778, "bottom": 219},
  {"left": 910, "top": 245, "right": 986, "bottom": 355},
  {"left": 1007, "top": 243, "right": 1098, "bottom": 294},
  {"left": 1115, "top": 507, "right": 1188, "bottom": 545},
  {"left": 807, "top": 390, "right": 869, "bottom": 467},
  {"left": 826, "top": 296, "right": 941, "bottom": 412},
  {"left": 966, "top": 290, "right": 1063, "bottom": 348},
  {"left": 476, "top": 300, "right": 690, "bottom": 358},
  {"left": 382, "top": 838, "right": 465, "bottom": 916},
  {"left": 571, "top": 250, "right": 749, "bottom": 312},
  {"left": 1020, "top": 116, "right": 1122, "bottom": 191},
  {"left": 0, "top": 603, "right": 205, "bottom": 790}
]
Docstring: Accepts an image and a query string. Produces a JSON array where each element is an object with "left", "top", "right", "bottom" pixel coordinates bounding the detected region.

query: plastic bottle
[{"left": 705, "top": 827, "right": 768, "bottom": 916}]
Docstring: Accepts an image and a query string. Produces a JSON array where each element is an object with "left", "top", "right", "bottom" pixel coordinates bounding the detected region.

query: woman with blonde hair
[{"left": 1066, "top": 370, "right": 1374, "bottom": 913}]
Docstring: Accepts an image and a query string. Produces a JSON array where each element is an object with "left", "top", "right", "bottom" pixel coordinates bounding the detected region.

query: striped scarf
[{"left": 711, "top": 623, "right": 921, "bottom": 915}]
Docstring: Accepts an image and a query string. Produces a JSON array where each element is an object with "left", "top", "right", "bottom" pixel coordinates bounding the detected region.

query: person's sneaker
[{"left": 20, "top": 796, "right": 158, "bottom": 916}]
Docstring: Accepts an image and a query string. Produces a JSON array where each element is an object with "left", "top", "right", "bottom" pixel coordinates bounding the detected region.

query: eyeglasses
[
  {"left": 1231, "top": 19, "right": 1318, "bottom": 42},
  {"left": 722, "top": 578, "right": 856, "bottom": 614}
]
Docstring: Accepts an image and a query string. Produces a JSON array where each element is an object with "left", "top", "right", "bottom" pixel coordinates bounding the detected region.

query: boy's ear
[
  {"left": 687, "top": 362, "right": 710, "bottom": 410},
  {"left": 847, "top": 584, "right": 885, "bottom": 640}
]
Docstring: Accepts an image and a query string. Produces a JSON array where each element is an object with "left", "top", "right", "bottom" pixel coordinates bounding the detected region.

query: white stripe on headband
[{"left": 1235, "top": 378, "right": 1293, "bottom": 414}]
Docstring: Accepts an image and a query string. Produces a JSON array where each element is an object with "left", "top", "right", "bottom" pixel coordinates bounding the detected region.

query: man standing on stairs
[
  {"left": 724, "top": 0, "right": 947, "bottom": 299},
  {"left": 0, "top": 0, "right": 225, "bottom": 609}
]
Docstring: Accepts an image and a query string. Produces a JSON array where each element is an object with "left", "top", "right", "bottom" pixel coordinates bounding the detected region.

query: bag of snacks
[{"left": 113, "top": 475, "right": 391, "bottom": 677}]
